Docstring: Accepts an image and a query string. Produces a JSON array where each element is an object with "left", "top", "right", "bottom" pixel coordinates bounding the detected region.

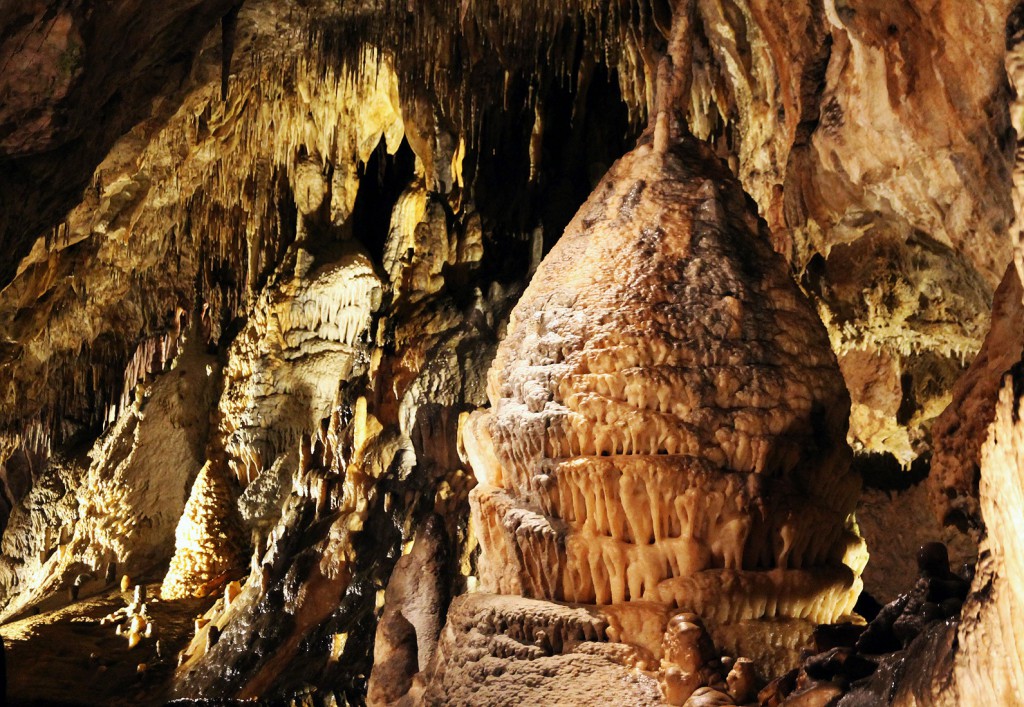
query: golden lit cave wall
[{"left": 0, "top": 0, "right": 1021, "bottom": 702}]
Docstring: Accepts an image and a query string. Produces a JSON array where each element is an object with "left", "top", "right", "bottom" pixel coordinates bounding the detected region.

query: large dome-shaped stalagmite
[{"left": 463, "top": 112, "right": 866, "bottom": 657}]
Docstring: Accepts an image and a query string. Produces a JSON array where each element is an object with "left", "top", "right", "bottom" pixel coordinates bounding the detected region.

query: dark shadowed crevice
[{"left": 350, "top": 137, "right": 417, "bottom": 269}]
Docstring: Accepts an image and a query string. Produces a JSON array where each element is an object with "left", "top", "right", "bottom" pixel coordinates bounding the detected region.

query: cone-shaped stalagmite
[
  {"left": 161, "top": 461, "right": 246, "bottom": 599},
  {"left": 464, "top": 109, "right": 865, "bottom": 633}
]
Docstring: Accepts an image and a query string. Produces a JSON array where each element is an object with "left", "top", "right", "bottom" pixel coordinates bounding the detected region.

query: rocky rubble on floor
[{"left": 101, "top": 582, "right": 158, "bottom": 651}]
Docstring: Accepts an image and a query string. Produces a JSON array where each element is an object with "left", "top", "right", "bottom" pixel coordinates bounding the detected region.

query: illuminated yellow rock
[
  {"left": 217, "top": 245, "right": 382, "bottom": 487},
  {"left": 161, "top": 461, "right": 245, "bottom": 600}
]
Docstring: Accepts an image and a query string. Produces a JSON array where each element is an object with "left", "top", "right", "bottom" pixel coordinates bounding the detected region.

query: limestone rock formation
[
  {"left": 464, "top": 110, "right": 865, "bottom": 680},
  {"left": 424, "top": 594, "right": 665, "bottom": 706},
  {"left": 930, "top": 265, "right": 1024, "bottom": 535},
  {"left": 216, "top": 242, "right": 383, "bottom": 487},
  {"left": 0, "top": 330, "right": 216, "bottom": 619},
  {"left": 161, "top": 460, "right": 246, "bottom": 600},
  {"left": 951, "top": 362, "right": 1024, "bottom": 704},
  {"left": 367, "top": 514, "right": 450, "bottom": 706},
  {"left": 0, "top": 0, "right": 238, "bottom": 285},
  {"left": 853, "top": 363, "right": 1024, "bottom": 706},
  {"left": 4, "top": 0, "right": 1024, "bottom": 704},
  {"left": 849, "top": 265, "right": 1024, "bottom": 602}
]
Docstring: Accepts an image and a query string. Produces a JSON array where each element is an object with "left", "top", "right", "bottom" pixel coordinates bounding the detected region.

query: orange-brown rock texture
[
  {"left": 1, "top": 0, "right": 1024, "bottom": 704},
  {"left": 465, "top": 108, "right": 864, "bottom": 660}
]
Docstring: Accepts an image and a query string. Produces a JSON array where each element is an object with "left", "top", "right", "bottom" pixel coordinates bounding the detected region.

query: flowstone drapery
[{"left": 459, "top": 107, "right": 865, "bottom": 691}]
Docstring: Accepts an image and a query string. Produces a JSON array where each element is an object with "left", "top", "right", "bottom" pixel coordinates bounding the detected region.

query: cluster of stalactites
[
  {"left": 322, "top": 0, "right": 654, "bottom": 149},
  {"left": 0, "top": 40, "right": 404, "bottom": 466},
  {"left": 0, "top": 315, "right": 187, "bottom": 469},
  {"left": 108, "top": 310, "right": 189, "bottom": 426},
  {"left": 290, "top": 401, "right": 360, "bottom": 519},
  {"left": 217, "top": 248, "right": 382, "bottom": 488},
  {"left": 180, "top": 47, "right": 402, "bottom": 354}
]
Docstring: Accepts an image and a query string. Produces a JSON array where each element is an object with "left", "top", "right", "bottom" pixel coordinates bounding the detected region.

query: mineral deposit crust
[{"left": 465, "top": 118, "right": 866, "bottom": 659}]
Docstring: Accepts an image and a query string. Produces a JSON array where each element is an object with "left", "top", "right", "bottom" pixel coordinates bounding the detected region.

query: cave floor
[{"left": 1, "top": 583, "right": 214, "bottom": 706}]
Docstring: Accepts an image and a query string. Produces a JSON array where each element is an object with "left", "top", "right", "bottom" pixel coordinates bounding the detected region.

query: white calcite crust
[{"left": 161, "top": 461, "right": 245, "bottom": 600}]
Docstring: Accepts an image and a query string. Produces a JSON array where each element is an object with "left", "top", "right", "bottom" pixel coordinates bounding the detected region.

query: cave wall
[{"left": 0, "top": 0, "right": 1023, "bottom": 704}]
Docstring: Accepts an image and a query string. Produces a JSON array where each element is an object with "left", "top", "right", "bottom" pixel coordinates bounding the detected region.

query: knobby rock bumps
[
  {"left": 464, "top": 117, "right": 866, "bottom": 646},
  {"left": 161, "top": 461, "right": 246, "bottom": 600}
]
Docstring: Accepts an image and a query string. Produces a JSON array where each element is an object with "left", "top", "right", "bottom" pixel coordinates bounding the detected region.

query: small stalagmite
[
  {"left": 160, "top": 461, "right": 246, "bottom": 600},
  {"left": 463, "top": 97, "right": 865, "bottom": 666}
]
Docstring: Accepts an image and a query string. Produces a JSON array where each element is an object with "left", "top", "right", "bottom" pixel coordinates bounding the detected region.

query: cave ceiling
[{"left": 0, "top": 0, "right": 1015, "bottom": 468}]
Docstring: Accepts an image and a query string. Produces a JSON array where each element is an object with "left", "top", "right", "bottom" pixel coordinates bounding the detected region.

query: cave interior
[{"left": 1, "top": 0, "right": 1024, "bottom": 705}]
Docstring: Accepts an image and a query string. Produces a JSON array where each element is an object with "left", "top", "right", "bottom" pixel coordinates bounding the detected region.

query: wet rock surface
[{"left": 752, "top": 541, "right": 973, "bottom": 706}]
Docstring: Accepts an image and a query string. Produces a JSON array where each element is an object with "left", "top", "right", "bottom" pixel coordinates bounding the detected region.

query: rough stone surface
[
  {"left": 215, "top": 242, "right": 383, "bottom": 487},
  {"left": 161, "top": 461, "right": 246, "bottom": 600},
  {"left": 930, "top": 265, "right": 1024, "bottom": 536},
  {"left": 0, "top": 0, "right": 237, "bottom": 285},
  {"left": 2, "top": 0, "right": 1024, "bottom": 704},
  {"left": 467, "top": 117, "right": 864, "bottom": 637},
  {"left": 367, "top": 515, "right": 450, "bottom": 706},
  {"left": 949, "top": 365, "right": 1024, "bottom": 704},
  {"left": 422, "top": 594, "right": 665, "bottom": 707},
  {"left": 0, "top": 332, "right": 217, "bottom": 620},
  {"left": 856, "top": 483, "right": 977, "bottom": 604}
]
